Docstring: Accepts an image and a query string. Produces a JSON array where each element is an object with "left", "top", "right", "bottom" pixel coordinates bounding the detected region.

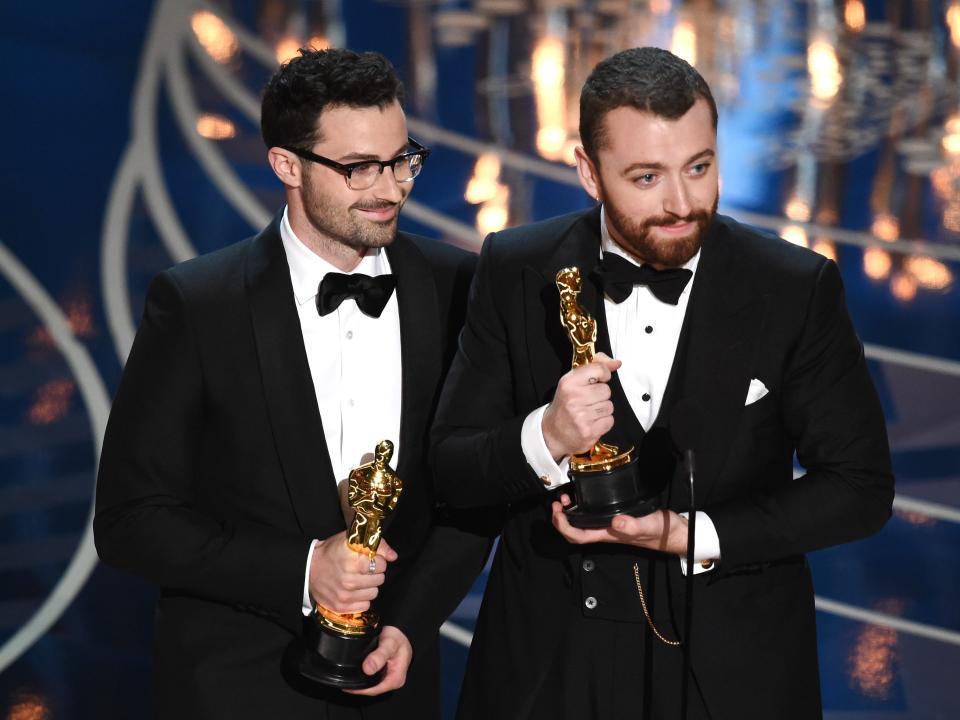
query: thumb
[
  {"left": 378, "top": 538, "right": 398, "bottom": 562},
  {"left": 363, "top": 635, "right": 395, "bottom": 675},
  {"left": 592, "top": 352, "right": 622, "bottom": 372},
  {"left": 611, "top": 514, "right": 637, "bottom": 534}
]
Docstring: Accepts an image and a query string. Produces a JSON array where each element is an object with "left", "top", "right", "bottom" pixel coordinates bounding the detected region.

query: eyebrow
[
  {"left": 622, "top": 148, "right": 715, "bottom": 174},
  {"left": 337, "top": 142, "right": 410, "bottom": 163}
]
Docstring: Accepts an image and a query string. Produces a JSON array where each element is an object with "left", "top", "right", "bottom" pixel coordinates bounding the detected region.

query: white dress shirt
[
  {"left": 520, "top": 206, "right": 720, "bottom": 573},
  {"left": 278, "top": 208, "right": 404, "bottom": 613}
]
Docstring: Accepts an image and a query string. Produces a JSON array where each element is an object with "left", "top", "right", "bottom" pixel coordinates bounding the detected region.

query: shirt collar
[
  {"left": 279, "top": 206, "right": 391, "bottom": 307},
  {"left": 598, "top": 204, "right": 701, "bottom": 282}
]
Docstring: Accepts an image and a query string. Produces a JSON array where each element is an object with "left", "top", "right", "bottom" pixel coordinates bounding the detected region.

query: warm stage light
[
  {"left": 191, "top": 10, "right": 239, "bottom": 64},
  {"left": 808, "top": 39, "right": 842, "bottom": 102},
  {"left": 781, "top": 225, "right": 808, "bottom": 248},
  {"left": 196, "top": 113, "right": 236, "bottom": 140},
  {"left": 863, "top": 247, "right": 891, "bottom": 280}
]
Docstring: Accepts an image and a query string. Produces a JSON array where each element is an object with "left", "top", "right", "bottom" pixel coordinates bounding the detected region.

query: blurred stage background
[{"left": 1, "top": 0, "right": 959, "bottom": 716}]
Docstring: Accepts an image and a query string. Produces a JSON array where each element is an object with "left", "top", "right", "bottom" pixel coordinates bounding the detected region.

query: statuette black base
[
  {"left": 285, "top": 615, "right": 385, "bottom": 690},
  {"left": 562, "top": 455, "right": 668, "bottom": 529}
]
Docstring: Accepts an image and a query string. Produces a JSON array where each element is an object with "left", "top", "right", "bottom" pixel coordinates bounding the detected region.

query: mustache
[
  {"left": 642, "top": 208, "right": 712, "bottom": 229},
  {"left": 351, "top": 200, "right": 400, "bottom": 211}
]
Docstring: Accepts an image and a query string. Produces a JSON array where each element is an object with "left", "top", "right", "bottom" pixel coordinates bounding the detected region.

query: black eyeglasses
[{"left": 282, "top": 137, "right": 431, "bottom": 190}]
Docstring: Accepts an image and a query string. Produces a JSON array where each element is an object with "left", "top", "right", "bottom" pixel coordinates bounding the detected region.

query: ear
[
  {"left": 574, "top": 146, "right": 600, "bottom": 202},
  {"left": 267, "top": 147, "right": 303, "bottom": 188}
]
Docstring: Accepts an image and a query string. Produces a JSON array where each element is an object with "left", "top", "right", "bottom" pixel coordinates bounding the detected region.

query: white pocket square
[{"left": 745, "top": 378, "right": 769, "bottom": 406}]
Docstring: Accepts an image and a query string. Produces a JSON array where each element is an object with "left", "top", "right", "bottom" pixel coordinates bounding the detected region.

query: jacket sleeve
[
  {"left": 93, "top": 271, "right": 309, "bottom": 633},
  {"left": 431, "top": 234, "right": 550, "bottom": 508},
  {"left": 707, "top": 259, "right": 894, "bottom": 567}
]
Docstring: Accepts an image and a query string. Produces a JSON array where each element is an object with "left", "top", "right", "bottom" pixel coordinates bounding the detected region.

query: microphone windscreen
[{"left": 670, "top": 398, "right": 705, "bottom": 453}]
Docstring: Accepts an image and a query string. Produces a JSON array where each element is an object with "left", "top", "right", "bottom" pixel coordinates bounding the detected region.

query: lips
[
  {"left": 355, "top": 205, "right": 398, "bottom": 222},
  {"left": 654, "top": 221, "right": 694, "bottom": 236}
]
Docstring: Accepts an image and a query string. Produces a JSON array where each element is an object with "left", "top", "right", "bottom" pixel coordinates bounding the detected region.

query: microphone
[
  {"left": 669, "top": 399, "right": 705, "bottom": 720},
  {"left": 670, "top": 398, "right": 704, "bottom": 473}
]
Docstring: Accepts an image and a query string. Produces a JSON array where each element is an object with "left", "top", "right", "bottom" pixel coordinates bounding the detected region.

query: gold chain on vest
[{"left": 632, "top": 562, "right": 681, "bottom": 646}]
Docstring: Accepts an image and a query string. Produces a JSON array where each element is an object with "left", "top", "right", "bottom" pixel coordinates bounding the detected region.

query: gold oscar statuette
[
  {"left": 556, "top": 267, "right": 633, "bottom": 472},
  {"left": 287, "top": 439, "right": 402, "bottom": 689},
  {"left": 315, "top": 439, "right": 402, "bottom": 636}
]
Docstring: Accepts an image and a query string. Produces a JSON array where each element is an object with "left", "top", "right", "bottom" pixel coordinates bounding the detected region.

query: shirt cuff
[
  {"left": 521, "top": 404, "right": 571, "bottom": 490},
  {"left": 302, "top": 538, "right": 320, "bottom": 616},
  {"left": 678, "top": 511, "right": 720, "bottom": 576}
]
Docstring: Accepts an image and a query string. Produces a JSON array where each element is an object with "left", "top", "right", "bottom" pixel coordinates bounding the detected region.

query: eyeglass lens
[{"left": 348, "top": 152, "right": 425, "bottom": 189}]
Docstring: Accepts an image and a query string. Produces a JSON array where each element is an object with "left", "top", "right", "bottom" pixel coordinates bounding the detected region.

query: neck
[{"left": 287, "top": 204, "right": 369, "bottom": 273}]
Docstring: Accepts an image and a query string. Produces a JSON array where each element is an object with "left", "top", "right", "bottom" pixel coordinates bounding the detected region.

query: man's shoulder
[
  {"left": 715, "top": 213, "right": 827, "bottom": 279},
  {"left": 398, "top": 231, "right": 476, "bottom": 273},
  {"left": 161, "top": 236, "right": 256, "bottom": 296},
  {"left": 485, "top": 207, "right": 598, "bottom": 263}
]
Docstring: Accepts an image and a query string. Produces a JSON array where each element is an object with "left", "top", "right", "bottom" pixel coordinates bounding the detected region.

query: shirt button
[
  {"left": 642, "top": 393, "right": 651, "bottom": 402},
  {"left": 582, "top": 559, "right": 595, "bottom": 572},
  {"left": 645, "top": 325, "right": 653, "bottom": 334},
  {"left": 345, "top": 330, "right": 353, "bottom": 339},
  {"left": 584, "top": 596, "right": 597, "bottom": 610}
]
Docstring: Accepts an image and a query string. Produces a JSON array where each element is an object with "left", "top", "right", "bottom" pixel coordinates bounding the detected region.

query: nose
[
  {"left": 373, "top": 165, "right": 404, "bottom": 203},
  {"left": 662, "top": 176, "right": 692, "bottom": 219}
]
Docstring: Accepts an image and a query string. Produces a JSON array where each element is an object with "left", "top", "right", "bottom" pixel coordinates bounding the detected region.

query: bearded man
[
  {"left": 431, "top": 47, "right": 892, "bottom": 719},
  {"left": 95, "top": 49, "right": 486, "bottom": 719}
]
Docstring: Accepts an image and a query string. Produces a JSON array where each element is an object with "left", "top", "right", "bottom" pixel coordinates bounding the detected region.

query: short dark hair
[
  {"left": 579, "top": 47, "right": 717, "bottom": 161},
  {"left": 260, "top": 48, "right": 405, "bottom": 149}
]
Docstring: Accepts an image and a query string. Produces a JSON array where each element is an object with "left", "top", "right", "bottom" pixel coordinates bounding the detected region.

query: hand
[
  {"left": 551, "top": 494, "right": 688, "bottom": 556},
  {"left": 344, "top": 625, "right": 413, "bottom": 696},
  {"left": 308, "top": 533, "right": 398, "bottom": 613},
  {"left": 542, "top": 353, "right": 622, "bottom": 461}
]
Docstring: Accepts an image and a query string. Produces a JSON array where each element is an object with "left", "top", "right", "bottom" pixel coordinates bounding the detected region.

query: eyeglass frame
[{"left": 281, "top": 137, "right": 431, "bottom": 189}]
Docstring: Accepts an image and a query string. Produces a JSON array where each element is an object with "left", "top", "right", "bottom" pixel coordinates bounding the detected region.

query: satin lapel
[
  {"left": 386, "top": 235, "right": 441, "bottom": 481},
  {"left": 245, "top": 217, "right": 343, "bottom": 538},
  {"left": 669, "top": 221, "right": 769, "bottom": 505},
  {"left": 524, "top": 207, "right": 645, "bottom": 449}
]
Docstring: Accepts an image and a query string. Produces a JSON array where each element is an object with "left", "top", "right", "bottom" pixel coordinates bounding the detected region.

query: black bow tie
[
  {"left": 316, "top": 272, "right": 396, "bottom": 318},
  {"left": 592, "top": 252, "right": 693, "bottom": 305}
]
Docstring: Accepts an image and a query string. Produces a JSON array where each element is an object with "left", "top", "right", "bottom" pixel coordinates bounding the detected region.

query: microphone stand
[{"left": 680, "top": 449, "right": 695, "bottom": 720}]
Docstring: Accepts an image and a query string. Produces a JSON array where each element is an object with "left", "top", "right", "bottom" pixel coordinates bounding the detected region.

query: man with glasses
[{"left": 95, "top": 48, "right": 487, "bottom": 719}]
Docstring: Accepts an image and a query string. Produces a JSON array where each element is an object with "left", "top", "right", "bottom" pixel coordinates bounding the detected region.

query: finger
[
  {"left": 552, "top": 502, "right": 620, "bottom": 544},
  {"left": 346, "top": 637, "right": 406, "bottom": 696},
  {"left": 559, "top": 493, "right": 573, "bottom": 507},
  {"left": 328, "top": 600, "right": 371, "bottom": 614},
  {"left": 362, "top": 635, "right": 396, "bottom": 676},
  {"left": 578, "top": 362, "right": 613, "bottom": 385},
  {"left": 346, "top": 659, "right": 406, "bottom": 696},
  {"left": 348, "top": 552, "right": 387, "bottom": 576},
  {"left": 341, "top": 586, "right": 380, "bottom": 603},
  {"left": 378, "top": 539, "right": 398, "bottom": 562},
  {"left": 592, "top": 352, "right": 622, "bottom": 372},
  {"left": 610, "top": 513, "right": 646, "bottom": 537},
  {"left": 554, "top": 520, "right": 618, "bottom": 545},
  {"left": 588, "top": 400, "right": 614, "bottom": 417},
  {"left": 590, "top": 415, "right": 615, "bottom": 437}
]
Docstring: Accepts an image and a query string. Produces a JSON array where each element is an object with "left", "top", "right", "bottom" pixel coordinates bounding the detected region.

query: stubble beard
[
  {"left": 302, "top": 173, "right": 404, "bottom": 251},
  {"left": 602, "top": 188, "right": 719, "bottom": 268}
]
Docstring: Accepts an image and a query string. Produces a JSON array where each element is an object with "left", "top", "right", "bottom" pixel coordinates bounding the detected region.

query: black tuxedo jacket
[
  {"left": 94, "top": 216, "right": 487, "bottom": 719},
  {"left": 432, "top": 206, "right": 894, "bottom": 719}
]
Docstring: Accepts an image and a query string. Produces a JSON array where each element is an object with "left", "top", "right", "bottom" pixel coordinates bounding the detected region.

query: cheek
[
  {"left": 691, "top": 182, "right": 719, "bottom": 210},
  {"left": 610, "top": 189, "right": 658, "bottom": 221}
]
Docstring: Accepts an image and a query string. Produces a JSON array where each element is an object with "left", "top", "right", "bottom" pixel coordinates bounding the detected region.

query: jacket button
[
  {"left": 582, "top": 559, "right": 595, "bottom": 572},
  {"left": 584, "top": 596, "right": 597, "bottom": 610}
]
